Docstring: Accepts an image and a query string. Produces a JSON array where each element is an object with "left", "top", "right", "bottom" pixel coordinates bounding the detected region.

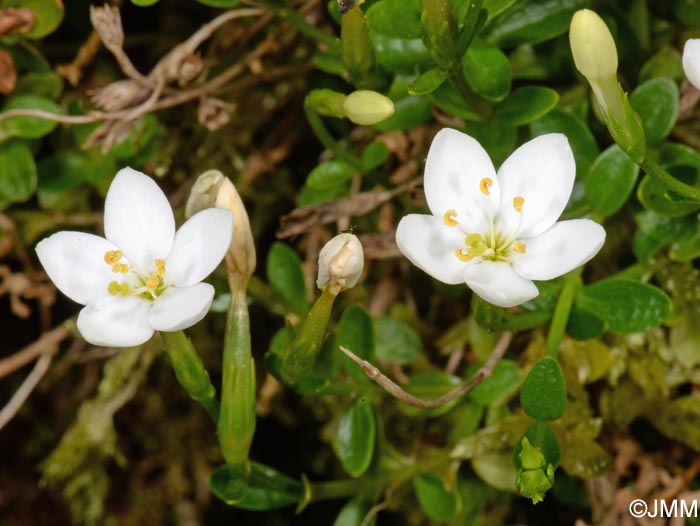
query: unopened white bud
[
  {"left": 683, "top": 39, "right": 700, "bottom": 90},
  {"left": 343, "top": 90, "right": 394, "bottom": 126},
  {"left": 569, "top": 9, "right": 618, "bottom": 83},
  {"left": 316, "top": 233, "right": 364, "bottom": 294}
]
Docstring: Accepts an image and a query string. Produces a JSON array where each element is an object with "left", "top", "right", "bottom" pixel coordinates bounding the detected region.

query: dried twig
[
  {"left": 339, "top": 331, "right": 513, "bottom": 408},
  {"left": 0, "top": 350, "right": 53, "bottom": 430},
  {"left": 0, "top": 324, "right": 69, "bottom": 379}
]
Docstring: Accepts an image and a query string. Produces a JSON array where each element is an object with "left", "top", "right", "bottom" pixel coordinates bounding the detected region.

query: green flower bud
[
  {"left": 515, "top": 437, "right": 555, "bottom": 504},
  {"left": 305, "top": 89, "right": 347, "bottom": 119},
  {"left": 343, "top": 90, "right": 395, "bottom": 125}
]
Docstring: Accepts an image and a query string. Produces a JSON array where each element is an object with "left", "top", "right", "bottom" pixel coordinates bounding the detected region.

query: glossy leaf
[
  {"left": 209, "top": 462, "right": 303, "bottom": 510},
  {"left": 306, "top": 159, "right": 356, "bottom": 190},
  {"left": 0, "top": 94, "right": 58, "bottom": 141},
  {"left": 374, "top": 317, "right": 421, "bottom": 364},
  {"left": 576, "top": 278, "right": 672, "bottom": 334},
  {"left": 492, "top": 86, "right": 558, "bottom": 126},
  {"left": 333, "top": 397, "right": 376, "bottom": 477},
  {"left": 266, "top": 242, "right": 309, "bottom": 315},
  {"left": 337, "top": 305, "right": 375, "bottom": 382},
  {"left": 466, "top": 359, "right": 520, "bottom": 405},
  {"left": 408, "top": 67, "right": 448, "bottom": 96},
  {"left": 462, "top": 39, "right": 511, "bottom": 101},
  {"left": 414, "top": 473, "right": 459, "bottom": 521},
  {"left": 566, "top": 307, "right": 606, "bottom": 340},
  {"left": 585, "top": 145, "right": 639, "bottom": 217},
  {"left": 629, "top": 77, "right": 678, "bottom": 146},
  {"left": 0, "top": 139, "right": 36, "bottom": 208}
]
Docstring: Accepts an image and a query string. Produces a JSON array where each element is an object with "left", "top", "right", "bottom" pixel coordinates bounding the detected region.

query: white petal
[
  {"left": 512, "top": 219, "right": 606, "bottom": 281},
  {"left": 683, "top": 39, "right": 700, "bottom": 90},
  {"left": 165, "top": 208, "right": 233, "bottom": 287},
  {"left": 36, "top": 232, "right": 121, "bottom": 305},
  {"left": 424, "top": 128, "right": 500, "bottom": 234},
  {"left": 396, "top": 214, "right": 472, "bottom": 285},
  {"left": 495, "top": 134, "right": 575, "bottom": 239},
  {"left": 104, "top": 167, "right": 175, "bottom": 272},
  {"left": 148, "top": 283, "right": 215, "bottom": 331},
  {"left": 77, "top": 295, "right": 153, "bottom": 347},
  {"left": 464, "top": 261, "right": 539, "bottom": 308}
]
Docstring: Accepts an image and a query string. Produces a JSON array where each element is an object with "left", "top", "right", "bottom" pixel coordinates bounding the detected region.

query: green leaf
[
  {"left": 462, "top": 39, "right": 511, "bottom": 102},
  {"left": 630, "top": 77, "right": 679, "bottom": 146},
  {"left": 566, "top": 307, "right": 606, "bottom": 340},
  {"left": 531, "top": 109, "right": 599, "bottom": 177},
  {"left": 463, "top": 120, "right": 517, "bottom": 167},
  {"left": 408, "top": 67, "right": 448, "bottom": 96},
  {"left": 37, "top": 152, "right": 114, "bottom": 193},
  {"left": 492, "top": 86, "right": 558, "bottom": 126},
  {"left": 306, "top": 159, "right": 356, "bottom": 190},
  {"left": 14, "top": 71, "right": 62, "bottom": 100},
  {"left": 337, "top": 305, "right": 375, "bottom": 382},
  {"left": 0, "top": 0, "right": 64, "bottom": 38},
  {"left": 427, "top": 81, "right": 482, "bottom": 120},
  {"left": 637, "top": 166, "right": 700, "bottom": 217},
  {"left": 414, "top": 473, "right": 459, "bottom": 521},
  {"left": 0, "top": 139, "right": 37, "bottom": 208},
  {"left": 131, "top": 0, "right": 160, "bottom": 4},
  {"left": 466, "top": 359, "right": 520, "bottom": 405},
  {"left": 585, "top": 145, "right": 639, "bottom": 217},
  {"left": 333, "top": 397, "right": 376, "bottom": 477},
  {"left": 334, "top": 495, "right": 375, "bottom": 526},
  {"left": 266, "top": 242, "right": 309, "bottom": 315},
  {"left": 576, "top": 278, "right": 672, "bottom": 334},
  {"left": 361, "top": 141, "right": 389, "bottom": 170},
  {"left": 639, "top": 46, "right": 684, "bottom": 83},
  {"left": 0, "top": 94, "right": 58, "bottom": 142},
  {"left": 209, "top": 462, "right": 303, "bottom": 510},
  {"left": 520, "top": 356, "right": 567, "bottom": 421},
  {"left": 374, "top": 317, "right": 421, "bottom": 364},
  {"left": 670, "top": 231, "right": 700, "bottom": 262},
  {"left": 635, "top": 209, "right": 698, "bottom": 242},
  {"left": 485, "top": 0, "right": 589, "bottom": 47},
  {"left": 366, "top": 0, "right": 431, "bottom": 71}
]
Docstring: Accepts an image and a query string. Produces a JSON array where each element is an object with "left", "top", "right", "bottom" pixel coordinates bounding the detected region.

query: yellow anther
[
  {"left": 155, "top": 258, "right": 166, "bottom": 276},
  {"left": 146, "top": 275, "right": 159, "bottom": 291},
  {"left": 455, "top": 248, "right": 473, "bottom": 262},
  {"left": 479, "top": 177, "right": 493, "bottom": 195},
  {"left": 111, "top": 263, "right": 129, "bottom": 274},
  {"left": 513, "top": 196, "right": 525, "bottom": 212},
  {"left": 104, "top": 250, "right": 122, "bottom": 265},
  {"left": 107, "top": 280, "right": 121, "bottom": 296},
  {"left": 514, "top": 242, "right": 527, "bottom": 254},
  {"left": 120, "top": 282, "right": 131, "bottom": 297},
  {"left": 443, "top": 209, "right": 458, "bottom": 227}
]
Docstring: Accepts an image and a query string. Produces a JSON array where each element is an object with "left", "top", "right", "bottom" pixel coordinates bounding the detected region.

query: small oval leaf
[
  {"left": 333, "top": 397, "right": 376, "bottom": 477},
  {"left": 520, "top": 356, "right": 567, "bottom": 421}
]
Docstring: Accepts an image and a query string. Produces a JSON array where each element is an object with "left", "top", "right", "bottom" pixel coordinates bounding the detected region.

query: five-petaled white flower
[
  {"left": 36, "top": 168, "right": 234, "bottom": 347},
  {"left": 683, "top": 39, "right": 700, "bottom": 90},
  {"left": 396, "top": 128, "right": 606, "bottom": 308}
]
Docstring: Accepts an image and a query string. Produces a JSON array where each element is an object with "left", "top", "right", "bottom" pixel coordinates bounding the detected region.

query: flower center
[
  {"left": 442, "top": 187, "right": 527, "bottom": 263},
  {"left": 104, "top": 251, "right": 168, "bottom": 300}
]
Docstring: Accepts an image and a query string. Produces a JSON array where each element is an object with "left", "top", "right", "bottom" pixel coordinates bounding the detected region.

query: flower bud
[
  {"left": 317, "top": 233, "right": 364, "bottom": 295},
  {"left": 186, "top": 170, "right": 256, "bottom": 281},
  {"left": 515, "top": 437, "right": 555, "bottom": 504},
  {"left": 683, "top": 39, "right": 700, "bottom": 90},
  {"left": 342, "top": 90, "right": 395, "bottom": 126},
  {"left": 569, "top": 9, "right": 618, "bottom": 83}
]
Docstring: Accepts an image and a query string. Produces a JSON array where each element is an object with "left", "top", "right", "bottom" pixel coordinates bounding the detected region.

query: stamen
[
  {"left": 155, "top": 258, "right": 166, "bottom": 276},
  {"left": 146, "top": 275, "right": 160, "bottom": 291},
  {"left": 107, "top": 280, "right": 121, "bottom": 296},
  {"left": 513, "top": 196, "right": 524, "bottom": 213},
  {"left": 479, "top": 177, "right": 493, "bottom": 195},
  {"left": 104, "top": 250, "right": 122, "bottom": 265},
  {"left": 514, "top": 242, "right": 527, "bottom": 254},
  {"left": 120, "top": 282, "right": 131, "bottom": 297},
  {"left": 111, "top": 263, "right": 129, "bottom": 273},
  {"left": 443, "top": 209, "right": 458, "bottom": 227},
  {"left": 455, "top": 248, "right": 473, "bottom": 262}
]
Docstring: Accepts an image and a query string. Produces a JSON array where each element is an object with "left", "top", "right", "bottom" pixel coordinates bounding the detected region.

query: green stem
[
  {"left": 544, "top": 268, "right": 583, "bottom": 358},
  {"left": 449, "top": 72, "right": 492, "bottom": 121},
  {"left": 259, "top": 0, "right": 339, "bottom": 50},
  {"left": 640, "top": 157, "right": 700, "bottom": 202},
  {"left": 303, "top": 104, "right": 364, "bottom": 170},
  {"left": 507, "top": 308, "right": 555, "bottom": 332},
  {"left": 160, "top": 331, "right": 219, "bottom": 423},
  {"left": 218, "top": 274, "right": 256, "bottom": 467}
]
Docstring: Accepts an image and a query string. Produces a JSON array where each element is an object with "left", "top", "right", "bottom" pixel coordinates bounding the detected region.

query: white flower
[
  {"left": 36, "top": 168, "right": 233, "bottom": 347},
  {"left": 395, "top": 128, "right": 606, "bottom": 308},
  {"left": 683, "top": 39, "right": 700, "bottom": 90}
]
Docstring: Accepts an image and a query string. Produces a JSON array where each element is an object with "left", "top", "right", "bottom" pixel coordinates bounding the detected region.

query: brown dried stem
[{"left": 339, "top": 331, "right": 513, "bottom": 409}]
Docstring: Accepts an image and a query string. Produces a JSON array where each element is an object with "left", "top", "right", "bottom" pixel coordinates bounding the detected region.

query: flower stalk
[
  {"left": 160, "top": 330, "right": 219, "bottom": 422},
  {"left": 544, "top": 267, "right": 583, "bottom": 359}
]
